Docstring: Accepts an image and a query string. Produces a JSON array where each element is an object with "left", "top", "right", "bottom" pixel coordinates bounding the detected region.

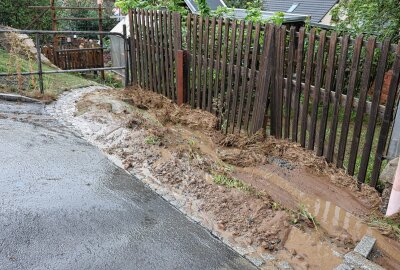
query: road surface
[{"left": 0, "top": 100, "right": 255, "bottom": 270}]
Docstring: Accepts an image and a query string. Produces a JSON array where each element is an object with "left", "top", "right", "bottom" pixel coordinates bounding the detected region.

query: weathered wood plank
[
  {"left": 358, "top": 38, "right": 390, "bottom": 183},
  {"left": 236, "top": 21, "right": 253, "bottom": 132},
  {"left": 196, "top": 16, "right": 204, "bottom": 108},
  {"left": 273, "top": 25, "right": 286, "bottom": 138},
  {"left": 300, "top": 28, "right": 316, "bottom": 147},
  {"left": 347, "top": 37, "right": 376, "bottom": 176},
  {"left": 336, "top": 35, "right": 364, "bottom": 168},
  {"left": 308, "top": 30, "right": 326, "bottom": 150},
  {"left": 190, "top": 15, "right": 198, "bottom": 107},
  {"left": 219, "top": 18, "right": 231, "bottom": 124},
  {"left": 212, "top": 17, "right": 223, "bottom": 114},
  {"left": 326, "top": 34, "right": 350, "bottom": 162},
  {"left": 201, "top": 17, "right": 210, "bottom": 110},
  {"left": 145, "top": 10, "right": 153, "bottom": 91},
  {"left": 185, "top": 13, "right": 192, "bottom": 104},
  {"left": 230, "top": 20, "right": 245, "bottom": 133},
  {"left": 291, "top": 27, "right": 305, "bottom": 142},
  {"left": 224, "top": 20, "right": 238, "bottom": 133},
  {"left": 243, "top": 22, "right": 261, "bottom": 132},
  {"left": 317, "top": 31, "right": 338, "bottom": 156},
  {"left": 207, "top": 17, "right": 216, "bottom": 112},
  {"left": 251, "top": 24, "right": 275, "bottom": 134},
  {"left": 167, "top": 12, "right": 175, "bottom": 100},
  {"left": 284, "top": 27, "right": 296, "bottom": 139}
]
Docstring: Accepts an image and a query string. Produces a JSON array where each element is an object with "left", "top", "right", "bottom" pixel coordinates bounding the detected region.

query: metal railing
[{"left": 0, "top": 28, "right": 130, "bottom": 94}]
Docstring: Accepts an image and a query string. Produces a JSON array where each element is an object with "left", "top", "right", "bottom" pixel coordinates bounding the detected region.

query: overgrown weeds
[{"left": 369, "top": 214, "right": 400, "bottom": 240}]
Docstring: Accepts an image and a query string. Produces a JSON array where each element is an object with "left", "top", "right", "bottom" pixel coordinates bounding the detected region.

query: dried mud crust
[{"left": 69, "top": 87, "right": 393, "bottom": 269}]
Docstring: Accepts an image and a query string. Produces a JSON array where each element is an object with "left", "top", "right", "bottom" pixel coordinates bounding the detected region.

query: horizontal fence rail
[{"left": 128, "top": 9, "right": 400, "bottom": 189}]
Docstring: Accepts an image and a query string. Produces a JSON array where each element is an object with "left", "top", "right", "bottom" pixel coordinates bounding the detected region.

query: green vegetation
[
  {"left": 369, "top": 215, "right": 400, "bottom": 240},
  {"left": 0, "top": 48, "right": 96, "bottom": 100},
  {"left": 145, "top": 135, "right": 161, "bottom": 145},
  {"left": 332, "top": 0, "right": 400, "bottom": 42},
  {"left": 213, "top": 173, "right": 252, "bottom": 191},
  {"left": 115, "top": 0, "right": 188, "bottom": 15}
]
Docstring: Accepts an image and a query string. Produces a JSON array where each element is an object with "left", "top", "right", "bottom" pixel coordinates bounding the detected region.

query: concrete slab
[
  {"left": 354, "top": 235, "right": 376, "bottom": 258},
  {"left": 344, "top": 251, "right": 384, "bottom": 270}
]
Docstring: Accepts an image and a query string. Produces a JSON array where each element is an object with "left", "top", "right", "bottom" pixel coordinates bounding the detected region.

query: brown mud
[{"left": 69, "top": 87, "right": 400, "bottom": 269}]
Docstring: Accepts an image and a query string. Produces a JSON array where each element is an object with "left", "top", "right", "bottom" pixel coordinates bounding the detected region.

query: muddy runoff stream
[{"left": 49, "top": 87, "right": 400, "bottom": 269}]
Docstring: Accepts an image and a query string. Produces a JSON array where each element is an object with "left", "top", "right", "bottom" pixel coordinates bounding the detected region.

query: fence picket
[
  {"left": 273, "top": 25, "right": 286, "bottom": 138},
  {"left": 284, "top": 27, "right": 296, "bottom": 139},
  {"left": 224, "top": 21, "right": 238, "bottom": 133},
  {"left": 317, "top": 32, "right": 338, "bottom": 156},
  {"left": 243, "top": 22, "right": 261, "bottom": 133},
  {"left": 251, "top": 24, "right": 275, "bottom": 134},
  {"left": 337, "top": 35, "right": 364, "bottom": 168},
  {"left": 201, "top": 17, "right": 210, "bottom": 110},
  {"left": 291, "top": 27, "right": 306, "bottom": 142},
  {"left": 230, "top": 20, "right": 245, "bottom": 133},
  {"left": 308, "top": 30, "right": 327, "bottom": 150},
  {"left": 207, "top": 17, "right": 217, "bottom": 112},
  {"left": 326, "top": 35, "right": 350, "bottom": 162},
  {"left": 219, "top": 18, "right": 231, "bottom": 126},
  {"left": 236, "top": 21, "right": 253, "bottom": 132},
  {"left": 358, "top": 38, "right": 390, "bottom": 183},
  {"left": 190, "top": 15, "right": 198, "bottom": 107},
  {"left": 213, "top": 18, "right": 223, "bottom": 114},
  {"left": 348, "top": 37, "right": 376, "bottom": 176},
  {"left": 300, "top": 28, "right": 316, "bottom": 147},
  {"left": 167, "top": 12, "right": 175, "bottom": 100}
]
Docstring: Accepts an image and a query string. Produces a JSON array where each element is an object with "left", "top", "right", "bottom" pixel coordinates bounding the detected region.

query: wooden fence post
[{"left": 176, "top": 50, "right": 188, "bottom": 105}]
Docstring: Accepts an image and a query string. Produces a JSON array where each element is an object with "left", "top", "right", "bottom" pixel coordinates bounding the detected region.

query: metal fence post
[{"left": 35, "top": 33, "right": 44, "bottom": 94}]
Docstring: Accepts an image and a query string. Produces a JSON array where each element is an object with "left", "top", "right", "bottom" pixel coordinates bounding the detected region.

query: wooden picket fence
[{"left": 128, "top": 9, "right": 400, "bottom": 188}]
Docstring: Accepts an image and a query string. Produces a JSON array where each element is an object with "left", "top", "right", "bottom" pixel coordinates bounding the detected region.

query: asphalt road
[{"left": 0, "top": 100, "right": 255, "bottom": 270}]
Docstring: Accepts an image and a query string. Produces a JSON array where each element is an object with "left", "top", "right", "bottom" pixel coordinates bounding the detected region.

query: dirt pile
[{"left": 120, "top": 88, "right": 218, "bottom": 132}]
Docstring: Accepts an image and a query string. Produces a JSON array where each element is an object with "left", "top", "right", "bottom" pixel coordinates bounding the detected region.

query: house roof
[{"left": 262, "top": 0, "right": 338, "bottom": 23}]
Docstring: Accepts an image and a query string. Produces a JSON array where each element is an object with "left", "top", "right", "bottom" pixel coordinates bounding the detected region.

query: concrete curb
[{"left": 0, "top": 93, "right": 42, "bottom": 104}]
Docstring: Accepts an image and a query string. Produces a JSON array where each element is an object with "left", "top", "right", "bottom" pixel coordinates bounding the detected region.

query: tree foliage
[
  {"left": 115, "top": 0, "right": 188, "bottom": 15},
  {"left": 0, "top": 0, "right": 52, "bottom": 29},
  {"left": 331, "top": 0, "right": 400, "bottom": 42}
]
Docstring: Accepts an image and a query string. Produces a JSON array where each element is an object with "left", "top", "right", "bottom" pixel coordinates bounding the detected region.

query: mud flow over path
[{"left": 48, "top": 87, "right": 400, "bottom": 269}]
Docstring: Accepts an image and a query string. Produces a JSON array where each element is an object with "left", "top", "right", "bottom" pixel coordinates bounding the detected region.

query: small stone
[
  {"left": 354, "top": 235, "right": 376, "bottom": 258},
  {"left": 261, "top": 253, "right": 276, "bottom": 261},
  {"left": 277, "top": 261, "right": 293, "bottom": 270},
  {"left": 290, "top": 248, "right": 297, "bottom": 256},
  {"left": 217, "top": 223, "right": 226, "bottom": 230},
  {"left": 295, "top": 254, "right": 304, "bottom": 261},
  {"left": 261, "top": 241, "right": 268, "bottom": 248},
  {"left": 344, "top": 251, "right": 384, "bottom": 270},
  {"left": 334, "top": 264, "right": 353, "bottom": 270},
  {"left": 245, "top": 255, "right": 264, "bottom": 267}
]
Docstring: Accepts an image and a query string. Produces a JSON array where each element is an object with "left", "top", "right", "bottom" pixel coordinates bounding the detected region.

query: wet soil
[{"left": 50, "top": 87, "right": 400, "bottom": 269}]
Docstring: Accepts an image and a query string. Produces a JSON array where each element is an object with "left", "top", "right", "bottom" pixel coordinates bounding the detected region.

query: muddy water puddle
[{"left": 235, "top": 166, "right": 400, "bottom": 268}]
